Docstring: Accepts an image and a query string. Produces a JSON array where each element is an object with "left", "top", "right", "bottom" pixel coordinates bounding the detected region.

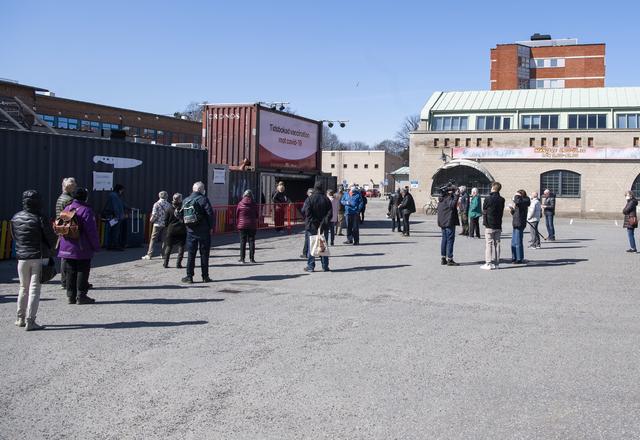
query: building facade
[
  {"left": 491, "top": 35, "right": 605, "bottom": 90},
  {"left": 410, "top": 87, "right": 640, "bottom": 217},
  {"left": 322, "top": 150, "right": 404, "bottom": 193},
  {"left": 0, "top": 79, "right": 201, "bottom": 145}
]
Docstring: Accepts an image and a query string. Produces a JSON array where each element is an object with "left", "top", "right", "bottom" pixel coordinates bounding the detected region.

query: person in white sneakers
[
  {"left": 528, "top": 192, "right": 542, "bottom": 249},
  {"left": 142, "top": 191, "right": 171, "bottom": 260}
]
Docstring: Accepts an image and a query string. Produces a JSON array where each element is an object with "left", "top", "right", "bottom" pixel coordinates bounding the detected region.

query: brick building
[
  {"left": 0, "top": 79, "right": 201, "bottom": 145},
  {"left": 490, "top": 34, "right": 605, "bottom": 90}
]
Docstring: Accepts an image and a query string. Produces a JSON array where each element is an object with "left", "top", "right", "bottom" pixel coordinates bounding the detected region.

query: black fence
[{"left": 0, "top": 129, "right": 208, "bottom": 220}]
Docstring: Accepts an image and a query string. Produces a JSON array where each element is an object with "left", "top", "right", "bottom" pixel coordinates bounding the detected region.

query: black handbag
[{"left": 41, "top": 257, "right": 57, "bottom": 283}]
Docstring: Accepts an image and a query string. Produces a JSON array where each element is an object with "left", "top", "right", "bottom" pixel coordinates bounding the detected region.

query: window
[
  {"left": 331, "top": 152, "right": 336, "bottom": 156},
  {"left": 487, "top": 138, "right": 493, "bottom": 147},
  {"left": 476, "top": 115, "right": 511, "bottom": 130},
  {"left": 530, "top": 79, "right": 565, "bottom": 89},
  {"left": 431, "top": 116, "right": 469, "bottom": 131},
  {"left": 364, "top": 164, "right": 369, "bottom": 169},
  {"left": 143, "top": 128, "right": 156, "bottom": 139},
  {"left": 374, "top": 164, "right": 379, "bottom": 169},
  {"left": 353, "top": 164, "right": 358, "bottom": 169},
  {"left": 56, "top": 117, "right": 68, "bottom": 129},
  {"left": 564, "top": 137, "right": 570, "bottom": 147},
  {"left": 617, "top": 114, "right": 640, "bottom": 129},
  {"left": 541, "top": 170, "right": 581, "bottom": 197},
  {"left": 476, "top": 138, "right": 481, "bottom": 147},
  {"left": 633, "top": 174, "right": 640, "bottom": 198},
  {"left": 433, "top": 138, "right": 439, "bottom": 147},
  {"left": 67, "top": 118, "right": 78, "bottom": 130},
  {"left": 90, "top": 121, "right": 100, "bottom": 132},
  {"left": 529, "top": 138, "right": 535, "bottom": 147},
  {"left": 541, "top": 137, "right": 547, "bottom": 147},
  {"left": 465, "top": 138, "right": 471, "bottom": 147},
  {"left": 330, "top": 164, "right": 335, "bottom": 169},
  {"left": 576, "top": 138, "right": 582, "bottom": 147},
  {"left": 552, "top": 138, "right": 558, "bottom": 147},
  {"left": 568, "top": 114, "right": 607, "bottom": 129},
  {"left": 444, "top": 138, "right": 449, "bottom": 147},
  {"left": 454, "top": 139, "right": 460, "bottom": 147},
  {"left": 343, "top": 164, "right": 347, "bottom": 168},
  {"left": 40, "top": 114, "right": 55, "bottom": 127},
  {"left": 522, "top": 114, "right": 559, "bottom": 130},
  {"left": 531, "top": 58, "right": 566, "bottom": 68},
  {"left": 587, "top": 137, "right": 594, "bottom": 147},
  {"left": 635, "top": 137, "right": 639, "bottom": 147}
]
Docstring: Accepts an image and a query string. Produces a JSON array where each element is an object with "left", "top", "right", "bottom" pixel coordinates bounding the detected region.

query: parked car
[{"left": 365, "top": 188, "right": 380, "bottom": 198}]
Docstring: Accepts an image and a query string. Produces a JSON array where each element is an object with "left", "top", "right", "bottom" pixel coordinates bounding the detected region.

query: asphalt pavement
[{"left": 1, "top": 199, "right": 639, "bottom": 439}]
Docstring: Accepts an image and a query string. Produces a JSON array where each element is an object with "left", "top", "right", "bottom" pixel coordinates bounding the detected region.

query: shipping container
[
  {"left": 204, "top": 104, "right": 258, "bottom": 169},
  {"left": 0, "top": 129, "right": 208, "bottom": 221}
]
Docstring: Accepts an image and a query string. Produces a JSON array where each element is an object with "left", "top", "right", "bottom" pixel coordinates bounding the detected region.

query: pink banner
[{"left": 452, "top": 147, "right": 640, "bottom": 160}]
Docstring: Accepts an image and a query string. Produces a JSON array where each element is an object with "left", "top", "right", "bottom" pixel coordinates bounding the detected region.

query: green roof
[{"left": 390, "top": 166, "right": 409, "bottom": 175}]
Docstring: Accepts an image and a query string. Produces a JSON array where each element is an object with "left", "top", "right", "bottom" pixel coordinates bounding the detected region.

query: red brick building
[
  {"left": 490, "top": 35, "right": 605, "bottom": 90},
  {"left": 0, "top": 79, "right": 201, "bottom": 145}
]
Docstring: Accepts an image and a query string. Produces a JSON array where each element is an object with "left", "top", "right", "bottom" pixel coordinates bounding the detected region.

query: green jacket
[{"left": 468, "top": 195, "right": 482, "bottom": 219}]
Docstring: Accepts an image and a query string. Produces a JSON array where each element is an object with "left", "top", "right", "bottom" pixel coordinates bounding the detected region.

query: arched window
[
  {"left": 632, "top": 174, "right": 640, "bottom": 198},
  {"left": 540, "top": 170, "right": 581, "bottom": 198},
  {"left": 432, "top": 165, "right": 492, "bottom": 196}
]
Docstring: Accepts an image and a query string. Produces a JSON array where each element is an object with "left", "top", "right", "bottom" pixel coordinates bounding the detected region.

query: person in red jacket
[{"left": 236, "top": 190, "right": 259, "bottom": 263}]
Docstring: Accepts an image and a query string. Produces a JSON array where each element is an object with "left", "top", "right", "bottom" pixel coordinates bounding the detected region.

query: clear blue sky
[{"left": 3, "top": 0, "right": 638, "bottom": 145}]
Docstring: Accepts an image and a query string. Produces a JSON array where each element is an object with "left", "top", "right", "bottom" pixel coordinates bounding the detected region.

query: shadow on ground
[{"left": 43, "top": 320, "right": 208, "bottom": 331}]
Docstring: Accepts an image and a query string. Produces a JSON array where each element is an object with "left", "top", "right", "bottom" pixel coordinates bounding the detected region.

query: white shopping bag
[{"left": 311, "top": 230, "right": 330, "bottom": 257}]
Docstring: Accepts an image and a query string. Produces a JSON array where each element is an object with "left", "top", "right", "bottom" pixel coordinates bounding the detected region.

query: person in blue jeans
[
  {"left": 341, "top": 186, "right": 364, "bottom": 245},
  {"left": 304, "top": 182, "right": 333, "bottom": 272},
  {"left": 623, "top": 190, "right": 638, "bottom": 252},
  {"left": 436, "top": 186, "right": 460, "bottom": 266},
  {"left": 509, "top": 190, "right": 531, "bottom": 264},
  {"left": 542, "top": 189, "right": 556, "bottom": 241},
  {"left": 179, "top": 182, "right": 214, "bottom": 283}
]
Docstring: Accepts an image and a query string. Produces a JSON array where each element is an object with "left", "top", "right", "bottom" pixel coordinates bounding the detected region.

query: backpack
[
  {"left": 181, "top": 196, "right": 204, "bottom": 225},
  {"left": 54, "top": 208, "right": 80, "bottom": 239}
]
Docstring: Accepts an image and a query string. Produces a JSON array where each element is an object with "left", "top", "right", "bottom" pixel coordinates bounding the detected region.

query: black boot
[{"left": 77, "top": 293, "right": 96, "bottom": 304}]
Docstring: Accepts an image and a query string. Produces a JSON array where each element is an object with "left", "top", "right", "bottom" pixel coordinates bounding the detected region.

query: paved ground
[{"left": 1, "top": 199, "right": 639, "bottom": 439}]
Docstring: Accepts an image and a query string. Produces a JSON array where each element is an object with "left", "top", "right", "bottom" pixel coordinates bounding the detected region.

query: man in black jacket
[
  {"left": 11, "top": 190, "right": 57, "bottom": 331},
  {"left": 179, "top": 182, "right": 215, "bottom": 283},
  {"left": 437, "top": 186, "right": 460, "bottom": 266},
  {"left": 304, "top": 182, "right": 333, "bottom": 272},
  {"left": 458, "top": 186, "right": 470, "bottom": 236},
  {"left": 398, "top": 188, "right": 416, "bottom": 237},
  {"left": 509, "top": 190, "right": 531, "bottom": 264},
  {"left": 387, "top": 189, "right": 403, "bottom": 233},
  {"left": 481, "top": 182, "right": 506, "bottom": 270}
]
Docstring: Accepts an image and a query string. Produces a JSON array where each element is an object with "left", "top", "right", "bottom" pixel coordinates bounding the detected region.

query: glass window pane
[
  {"left": 587, "top": 114, "right": 597, "bottom": 129},
  {"left": 476, "top": 116, "right": 485, "bottom": 130},
  {"left": 486, "top": 116, "right": 494, "bottom": 130},
  {"left": 460, "top": 117, "right": 468, "bottom": 130},
  {"left": 561, "top": 171, "right": 581, "bottom": 197},
  {"left": 541, "top": 115, "right": 549, "bottom": 129},
  {"left": 578, "top": 114, "right": 587, "bottom": 129},
  {"left": 597, "top": 114, "right": 607, "bottom": 129},
  {"left": 568, "top": 115, "right": 577, "bottom": 129},
  {"left": 443, "top": 117, "right": 452, "bottom": 131},
  {"left": 550, "top": 115, "right": 559, "bottom": 129},
  {"left": 629, "top": 114, "right": 638, "bottom": 129},
  {"left": 550, "top": 59, "right": 557, "bottom": 67},
  {"left": 503, "top": 117, "right": 510, "bottom": 130},
  {"left": 617, "top": 114, "right": 627, "bottom": 129},
  {"left": 452, "top": 117, "right": 460, "bottom": 131},
  {"left": 532, "top": 115, "right": 541, "bottom": 130},
  {"left": 522, "top": 116, "right": 531, "bottom": 129},
  {"left": 434, "top": 117, "right": 443, "bottom": 131}
]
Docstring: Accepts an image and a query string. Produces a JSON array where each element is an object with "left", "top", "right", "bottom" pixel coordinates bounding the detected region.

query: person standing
[
  {"left": 236, "top": 189, "right": 259, "bottom": 263},
  {"left": 468, "top": 187, "right": 482, "bottom": 238},
  {"left": 527, "top": 191, "right": 542, "bottom": 249},
  {"left": 271, "top": 182, "right": 289, "bottom": 233},
  {"left": 388, "top": 189, "right": 403, "bottom": 233},
  {"left": 326, "top": 189, "right": 339, "bottom": 246},
  {"left": 360, "top": 192, "right": 368, "bottom": 224},
  {"left": 542, "top": 189, "right": 556, "bottom": 241},
  {"left": 142, "top": 191, "right": 171, "bottom": 260},
  {"left": 103, "top": 184, "right": 126, "bottom": 251},
  {"left": 480, "top": 182, "right": 505, "bottom": 270},
  {"left": 55, "top": 177, "right": 77, "bottom": 289},
  {"left": 162, "top": 193, "right": 186, "bottom": 268},
  {"left": 437, "top": 186, "right": 460, "bottom": 266},
  {"left": 458, "top": 186, "right": 470, "bottom": 236},
  {"left": 300, "top": 188, "right": 314, "bottom": 258},
  {"left": 623, "top": 190, "right": 638, "bottom": 253},
  {"left": 336, "top": 188, "right": 346, "bottom": 236},
  {"left": 509, "top": 190, "right": 531, "bottom": 264},
  {"left": 180, "top": 182, "right": 214, "bottom": 283},
  {"left": 342, "top": 186, "right": 364, "bottom": 245},
  {"left": 58, "top": 188, "right": 101, "bottom": 305},
  {"left": 11, "top": 190, "right": 57, "bottom": 330},
  {"left": 303, "top": 182, "right": 333, "bottom": 272},
  {"left": 398, "top": 188, "right": 416, "bottom": 237}
]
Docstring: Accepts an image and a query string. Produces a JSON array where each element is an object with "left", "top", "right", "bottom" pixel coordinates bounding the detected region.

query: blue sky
[{"left": 2, "top": 0, "right": 638, "bottom": 145}]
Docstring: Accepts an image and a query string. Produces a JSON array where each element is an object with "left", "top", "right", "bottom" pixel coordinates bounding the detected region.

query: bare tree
[
  {"left": 175, "top": 101, "right": 207, "bottom": 122},
  {"left": 344, "top": 141, "right": 370, "bottom": 151},
  {"left": 395, "top": 114, "right": 420, "bottom": 148},
  {"left": 373, "top": 139, "right": 405, "bottom": 156},
  {"left": 321, "top": 125, "right": 344, "bottom": 150}
]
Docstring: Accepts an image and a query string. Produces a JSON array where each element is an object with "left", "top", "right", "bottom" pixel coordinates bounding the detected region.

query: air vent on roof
[{"left": 531, "top": 33, "right": 552, "bottom": 41}]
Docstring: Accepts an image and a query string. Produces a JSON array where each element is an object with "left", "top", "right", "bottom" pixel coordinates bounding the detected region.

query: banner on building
[{"left": 452, "top": 147, "right": 640, "bottom": 160}]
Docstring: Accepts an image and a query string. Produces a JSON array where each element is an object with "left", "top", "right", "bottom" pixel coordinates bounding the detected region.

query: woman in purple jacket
[
  {"left": 236, "top": 190, "right": 259, "bottom": 264},
  {"left": 58, "top": 188, "right": 101, "bottom": 304}
]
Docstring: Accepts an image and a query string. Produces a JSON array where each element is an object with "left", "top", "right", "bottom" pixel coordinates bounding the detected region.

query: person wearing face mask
[
  {"left": 509, "top": 190, "right": 530, "bottom": 264},
  {"left": 622, "top": 190, "right": 638, "bottom": 253}
]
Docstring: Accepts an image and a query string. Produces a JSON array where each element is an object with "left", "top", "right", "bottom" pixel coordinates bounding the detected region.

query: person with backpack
[
  {"left": 11, "top": 190, "right": 57, "bottom": 330},
  {"left": 398, "top": 188, "right": 416, "bottom": 237},
  {"left": 179, "top": 181, "right": 214, "bottom": 283},
  {"left": 236, "top": 189, "right": 259, "bottom": 263},
  {"left": 162, "top": 193, "right": 187, "bottom": 268},
  {"left": 142, "top": 191, "right": 171, "bottom": 260},
  {"left": 509, "top": 190, "right": 531, "bottom": 264},
  {"left": 55, "top": 177, "right": 77, "bottom": 289},
  {"left": 58, "top": 188, "right": 101, "bottom": 305}
]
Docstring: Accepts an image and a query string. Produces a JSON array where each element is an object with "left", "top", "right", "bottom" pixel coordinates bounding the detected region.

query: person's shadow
[{"left": 43, "top": 320, "right": 208, "bottom": 331}]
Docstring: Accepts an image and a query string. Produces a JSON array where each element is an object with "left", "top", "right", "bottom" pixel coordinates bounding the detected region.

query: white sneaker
[
  {"left": 141, "top": 255, "right": 151, "bottom": 260},
  {"left": 480, "top": 263, "right": 493, "bottom": 270}
]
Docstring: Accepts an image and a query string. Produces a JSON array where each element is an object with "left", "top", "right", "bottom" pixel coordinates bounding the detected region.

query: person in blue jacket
[{"left": 341, "top": 185, "right": 364, "bottom": 245}]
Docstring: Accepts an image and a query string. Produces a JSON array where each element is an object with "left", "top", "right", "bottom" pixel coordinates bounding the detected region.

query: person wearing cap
[
  {"left": 142, "top": 191, "right": 171, "bottom": 260},
  {"left": 236, "top": 189, "right": 259, "bottom": 263},
  {"left": 58, "top": 188, "right": 101, "bottom": 305},
  {"left": 11, "top": 190, "right": 57, "bottom": 331},
  {"left": 162, "top": 193, "right": 187, "bottom": 268}
]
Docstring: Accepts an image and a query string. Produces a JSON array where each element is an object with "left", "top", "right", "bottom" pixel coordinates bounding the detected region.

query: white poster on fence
[
  {"left": 93, "top": 171, "right": 113, "bottom": 191},
  {"left": 213, "top": 168, "right": 226, "bottom": 184}
]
